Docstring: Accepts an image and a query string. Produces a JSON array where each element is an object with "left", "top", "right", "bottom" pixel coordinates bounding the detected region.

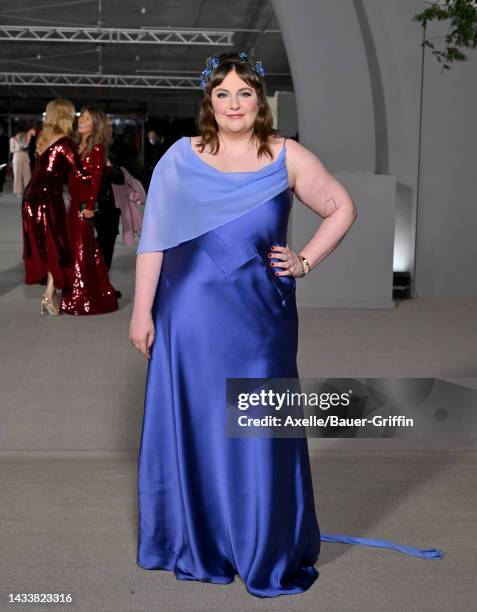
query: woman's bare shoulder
[
  {"left": 283, "top": 137, "right": 328, "bottom": 169},
  {"left": 282, "top": 136, "right": 307, "bottom": 154},
  {"left": 282, "top": 138, "right": 333, "bottom": 192}
]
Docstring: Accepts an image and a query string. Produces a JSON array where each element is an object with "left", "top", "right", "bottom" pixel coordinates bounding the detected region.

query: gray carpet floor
[{"left": 0, "top": 183, "right": 475, "bottom": 611}]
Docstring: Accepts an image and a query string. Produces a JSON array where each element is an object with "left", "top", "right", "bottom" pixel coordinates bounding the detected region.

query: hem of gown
[
  {"left": 60, "top": 305, "right": 118, "bottom": 316},
  {"left": 136, "top": 532, "right": 443, "bottom": 599},
  {"left": 59, "top": 295, "right": 118, "bottom": 315},
  {"left": 136, "top": 558, "right": 236, "bottom": 586},
  {"left": 136, "top": 552, "right": 320, "bottom": 598}
]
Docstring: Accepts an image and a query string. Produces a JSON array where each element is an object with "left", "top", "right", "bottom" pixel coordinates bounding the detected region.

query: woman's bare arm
[
  {"left": 284, "top": 139, "right": 358, "bottom": 272},
  {"left": 129, "top": 251, "right": 163, "bottom": 359}
]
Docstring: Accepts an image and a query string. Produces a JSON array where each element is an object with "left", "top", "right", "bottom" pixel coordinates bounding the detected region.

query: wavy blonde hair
[
  {"left": 36, "top": 98, "right": 75, "bottom": 155},
  {"left": 195, "top": 51, "right": 283, "bottom": 160},
  {"left": 74, "top": 106, "right": 109, "bottom": 160}
]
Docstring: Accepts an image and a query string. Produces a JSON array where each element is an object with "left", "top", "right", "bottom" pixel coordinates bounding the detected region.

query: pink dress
[{"left": 111, "top": 165, "right": 146, "bottom": 245}]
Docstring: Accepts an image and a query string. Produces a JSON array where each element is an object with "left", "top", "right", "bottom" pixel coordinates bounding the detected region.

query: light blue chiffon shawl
[{"left": 136, "top": 136, "right": 289, "bottom": 253}]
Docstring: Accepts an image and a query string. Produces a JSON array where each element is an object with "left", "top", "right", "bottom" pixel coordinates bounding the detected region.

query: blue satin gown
[{"left": 136, "top": 136, "right": 443, "bottom": 599}]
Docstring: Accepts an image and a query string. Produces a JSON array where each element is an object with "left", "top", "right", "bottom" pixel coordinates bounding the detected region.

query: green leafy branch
[{"left": 413, "top": 0, "right": 477, "bottom": 69}]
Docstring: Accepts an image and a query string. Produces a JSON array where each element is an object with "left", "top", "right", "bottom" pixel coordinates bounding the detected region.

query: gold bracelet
[{"left": 298, "top": 254, "right": 311, "bottom": 275}]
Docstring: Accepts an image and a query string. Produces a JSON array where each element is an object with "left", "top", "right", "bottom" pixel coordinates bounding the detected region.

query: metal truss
[
  {"left": 0, "top": 26, "right": 234, "bottom": 45},
  {"left": 0, "top": 72, "right": 202, "bottom": 89}
]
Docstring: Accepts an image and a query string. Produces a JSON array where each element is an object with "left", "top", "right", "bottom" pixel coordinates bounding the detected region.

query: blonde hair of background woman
[{"left": 36, "top": 98, "right": 76, "bottom": 156}]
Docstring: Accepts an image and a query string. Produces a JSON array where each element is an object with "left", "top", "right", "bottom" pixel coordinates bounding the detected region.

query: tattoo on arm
[{"left": 323, "top": 197, "right": 338, "bottom": 216}]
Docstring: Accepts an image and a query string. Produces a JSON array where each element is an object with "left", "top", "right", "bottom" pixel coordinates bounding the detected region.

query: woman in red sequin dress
[
  {"left": 22, "top": 98, "right": 93, "bottom": 315},
  {"left": 60, "top": 107, "right": 118, "bottom": 315}
]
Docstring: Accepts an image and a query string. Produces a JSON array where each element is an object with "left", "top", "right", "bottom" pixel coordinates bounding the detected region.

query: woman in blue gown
[{"left": 129, "top": 52, "right": 442, "bottom": 598}]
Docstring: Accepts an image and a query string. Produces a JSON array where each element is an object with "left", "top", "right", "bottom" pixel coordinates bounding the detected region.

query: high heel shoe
[{"left": 40, "top": 293, "right": 60, "bottom": 316}]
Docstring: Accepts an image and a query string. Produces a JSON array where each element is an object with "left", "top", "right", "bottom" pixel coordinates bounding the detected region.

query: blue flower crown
[{"left": 199, "top": 51, "right": 266, "bottom": 91}]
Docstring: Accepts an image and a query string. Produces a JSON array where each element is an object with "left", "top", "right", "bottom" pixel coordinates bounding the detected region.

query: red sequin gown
[
  {"left": 22, "top": 136, "right": 93, "bottom": 288},
  {"left": 60, "top": 143, "right": 118, "bottom": 315}
]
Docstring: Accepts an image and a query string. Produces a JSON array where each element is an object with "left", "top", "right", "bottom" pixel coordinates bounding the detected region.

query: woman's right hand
[{"left": 129, "top": 310, "right": 155, "bottom": 360}]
